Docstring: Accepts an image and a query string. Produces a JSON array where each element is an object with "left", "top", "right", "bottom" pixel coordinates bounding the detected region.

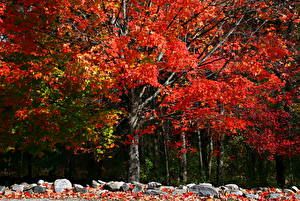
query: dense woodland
[{"left": 0, "top": 0, "right": 299, "bottom": 188}]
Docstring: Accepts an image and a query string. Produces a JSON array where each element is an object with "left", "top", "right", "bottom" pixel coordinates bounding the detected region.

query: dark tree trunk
[
  {"left": 128, "top": 136, "right": 140, "bottom": 182},
  {"left": 153, "top": 133, "right": 159, "bottom": 177},
  {"left": 216, "top": 136, "right": 224, "bottom": 185},
  {"left": 162, "top": 122, "right": 170, "bottom": 183},
  {"left": 216, "top": 103, "right": 224, "bottom": 185},
  {"left": 180, "top": 132, "right": 187, "bottom": 183},
  {"left": 275, "top": 155, "right": 285, "bottom": 187},
  {"left": 207, "top": 128, "right": 213, "bottom": 181},
  {"left": 128, "top": 90, "right": 140, "bottom": 182},
  {"left": 197, "top": 130, "right": 205, "bottom": 179}
]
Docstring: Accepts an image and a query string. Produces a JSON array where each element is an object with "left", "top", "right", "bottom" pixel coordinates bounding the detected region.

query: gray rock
[
  {"left": 199, "top": 183, "right": 213, "bottom": 187},
  {"left": 11, "top": 184, "right": 24, "bottom": 192},
  {"left": 225, "top": 184, "right": 239, "bottom": 191},
  {"left": 96, "top": 190, "right": 108, "bottom": 195},
  {"left": 187, "top": 183, "right": 196, "bottom": 188},
  {"left": 29, "top": 183, "right": 37, "bottom": 189},
  {"left": 291, "top": 186, "right": 299, "bottom": 193},
  {"left": 229, "top": 190, "right": 243, "bottom": 196},
  {"left": 0, "top": 186, "right": 5, "bottom": 193},
  {"left": 284, "top": 189, "right": 295, "bottom": 194},
  {"left": 295, "top": 194, "right": 300, "bottom": 200},
  {"left": 33, "top": 186, "right": 46, "bottom": 193},
  {"left": 4, "top": 190, "right": 13, "bottom": 195},
  {"left": 144, "top": 189, "right": 167, "bottom": 195},
  {"left": 132, "top": 181, "right": 144, "bottom": 185},
  {"left": 132, "top": 184, "right": 144, "bottom": 194},
  {"left": 123, "top": 183, "right": 131, "bottom": 191},
  {"left": 215, "top": 187, "right": 223, "bottom": 194},
  {"left": 147, "top": 182, "right": 162, "bottom": 189},
  {"left": 74, "top": 184, "right": 84, "bottom": 188},
  {"left": 178, "top": 185, "right": 188, "bottom": 190},
  {"left": 54, "top": 179, "right": 72, "bottom": 192},
  {"left": 97, "top": 180, "right": 106, "bottom": 185},
  {"left": 74, "top": 186, "right": 88, "bottom": 193},
  {"left": 92, "top": 180, "right": 101, "bottom": 188},
  {"left": 37, "top": 180, "right": 44, "bottom": 185},
  {"left": 268, "top": 193, "right": 283, "bottom": 199},
  {"left": 24, "top": 189, "right": 34, "bottom": 194},
  {"left": 104, "top": 181, "right": 128, "bottom": 191},
  {"left": 172, "top": 189, "right": 187, "bottom": 195},
  {"left": 188, "top": 184, "right": 219, "bottom": 198},
  {"left": 160, "top": 186, "right": 175, "bottom": 191},
  {"left": 245, "top": 193, "right": 259, "bottom": 199},
  {"left": 22, "top": 183, "right": 33, "bottom": 191},
  {"left": 219, "top": 186, "right": 229, "bottom": 193}
]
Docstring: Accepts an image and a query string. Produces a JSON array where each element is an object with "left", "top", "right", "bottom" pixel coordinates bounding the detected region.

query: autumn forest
[{"left": 0, "top": 0, "right": 299, "bottom": 191}]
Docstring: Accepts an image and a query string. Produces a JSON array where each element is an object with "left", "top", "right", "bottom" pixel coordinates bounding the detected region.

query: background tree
[{"left": 0, "top": 0, "right": 298, "bottom": 185}]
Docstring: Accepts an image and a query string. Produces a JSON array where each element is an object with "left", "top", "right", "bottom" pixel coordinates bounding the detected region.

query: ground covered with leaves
[{"left": 0, "top": 186, "right": 300, "bottom": 201}]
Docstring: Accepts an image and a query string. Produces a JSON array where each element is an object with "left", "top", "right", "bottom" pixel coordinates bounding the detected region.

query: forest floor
[
  {"left": 0, "top": 190, "right": 300, "bottom": 201},
  {"left": 0, "top": 180, "right": 299, "bottom": 200}
]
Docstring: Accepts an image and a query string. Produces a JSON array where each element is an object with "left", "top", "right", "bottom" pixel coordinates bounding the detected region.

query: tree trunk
[
  {"left": 216, "top": 135, "right": 224, "bottom": 185},
  {"left": 216, "top": 102, "right": 224, "bottom": 185},
  {"left": 206, "top": 127, "right": 213, "bottom": 181},
  {"left": 128, "top": 136, "right": 140, "bottom": 182},
  {"left": 197, "top": 130, "right": 205, "bottom": 179},
  {"left": 275, "top": 155, "right": 285, "bottom": 187},
  {"left": 180, "top": 132, "right": 187, "bottom": 183},
  {"left": 153, "top": 133, "right": 159, "bottom": 177},
  {"left": 162, "top": 122, "right": 170, "bottom": 183},
  {"left": 128, "top": 90, "right": 140, "bottom": 182}
]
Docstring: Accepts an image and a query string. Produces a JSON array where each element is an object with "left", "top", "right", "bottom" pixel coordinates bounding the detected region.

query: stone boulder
[
  {"left": 96, "top": 190, "right": 108, "bottom": 195},
  {"left": 37, "top": 180, "right": 45, "bottom": 185},
  {"left": 160, "top": 186, "right": 175, "bottom": 191},
  {"left": 178, "top": 185, "right": 188, "bottom": 191},
  {"left": 284, "top": 189, "right": 294, "bottom": 194},
  {"left": 219, "top": 186, "right": 229, "bottom": 193},
  {"left": 73, "top": 184, "right": 88, "bottom": 193},
  {"left": 97, "top": 180, "right": 106, "bottom": 185},
  {"left": 245, "top": 193, "right": 259, "bottom": 199},
  {"left": 33, "top": 186, "right": 46, "bottom": 193},
  {"left": 268, "top": 193, "right": 283, "bottom": 199},
  {"left": 199, "top": 183, "right": 213, "bottom": 187},
  {"left": 0, "top": 186, "right": 5, "bottom": 194},
  {"left": 104, "top": 181, "right": 129, "bottom": 192},
  {"left": 144, "top": 189, "right": 167, "bottom": 195},
  {"left": 92, "top": 180, "right": 101, "bottom": 188},
  {"left": 29, "top": 184, "right": 37, "bottom": 189},
  {"left": 229, "top": 190, "right": 243, "bottom": 196},
  {"left": 291, "top": 186, "right": 299, "bottom": 193},
  {"left": 225, "top": 184, "right": 239, "bottom": 191},
  {"left": 54, "top": 179, "right": 72, "bottom": 193},
  {"left": 132, "top": 183, "right": 144, "bottom": 194},
  {"left": 4, "top": 190, "right": 13, "bottom": 196},
  {"left": 172, "top": 189, "right": 187, "bottom": 195},
  {"left": 186, "top": 183, "right": 196, "bottom": 188},
  {"left": 147, "top": 182, "right": 162, "bottom": 189},
  {"left": 188, "top": 184, "right": 219, "bottom": 198},
  {"left": 11, "top": 184, "right": 24, "bottom": 192}
]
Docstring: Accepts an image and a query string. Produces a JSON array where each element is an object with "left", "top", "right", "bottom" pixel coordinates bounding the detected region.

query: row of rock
[{"left": 0, "top": 179, "right": 299, "bottom": 200}]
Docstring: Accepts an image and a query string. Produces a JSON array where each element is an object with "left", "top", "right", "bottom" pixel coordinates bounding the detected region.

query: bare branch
[{"left": 199, "top": 15, "right": 244, "bottom": 65}]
